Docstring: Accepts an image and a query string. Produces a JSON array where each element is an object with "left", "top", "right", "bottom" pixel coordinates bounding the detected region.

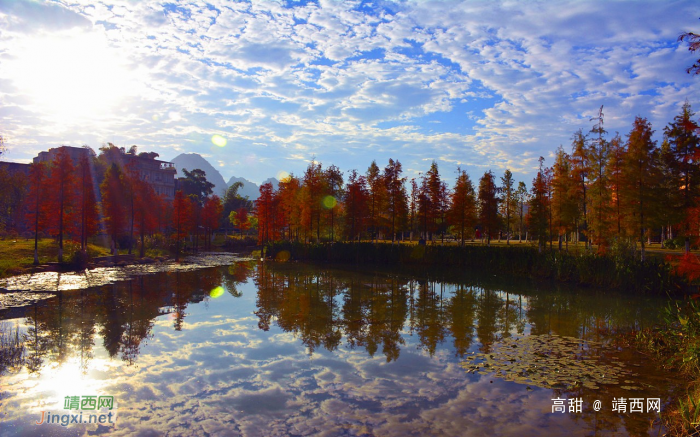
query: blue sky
[{"left": 0, "top": 0, "right": 698, "bottom": 186}]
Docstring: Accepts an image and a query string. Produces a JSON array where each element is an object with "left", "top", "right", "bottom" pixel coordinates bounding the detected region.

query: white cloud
[{"left": 0, "top": 0, "right": 697, "bottom": 185}]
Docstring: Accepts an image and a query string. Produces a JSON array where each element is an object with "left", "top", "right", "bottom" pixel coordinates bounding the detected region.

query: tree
[
  {"left": 528, "top": 157, "right": 550, "bottom": 253},
  {"left": 256, "top": 182, "right": 276, "bottom": 244},
  {"left": 587, "top": 106, "right": 611, "bottom": 250},
  {"left": 229, "top": 207, "right": 251, "bottom": 237},
  {"left": 277, "top": 175, "right": 301, "bottom": 241},
  {"left": 172, "top": 190, "right": 192, "bottom": 261},
  {"left": 515, "top": 181, "right": 528, "bottom": 242},
  {"left": 551, "top": 147, "right": 576, "bottom": 250},
  {"left": 0, "top": 164, "right": 28, "bottom": 235},
  {"left": 383, "top": 159, "right": 408, "bottom": 241},
  {"left": 366, "top": 161, "right": 386, "bottom": 241},
  {"left": 343, "top": 170, "right": 369, "bottom": 241},
  {"left": 664, "top": 101, "right": 700, "bottom": 253},
  {"left": 425, "top": 161, "right": 448, "bottom": 240},
  {"left": 300, "top": 161, "right": 325, "bottom": 242},
  {"left": 621, "top": 117, "right": 660, "bottom": 261},
  {"left": 499, "top": 169, "right": 516, "bottom": 244},
  {"left": 47, "top": 147, "right": 77, "bottom": 262},
  {"left": 122, "top": 162, "right": 140, "bottom": 254},
  {"left": 679, "top": 25, "right": 700, "bottom": 75},
  {"left": 477, "top": 171, "right": 499, "bottom": 246},
  {"left": 25, "top": 163, "right": 48, "bottom": 264},
  {"left": 448, "top": 168, "right": 477, "bottom": 246},
  {"left": 606, "top": 134, "right": 626, "bottom": 236},
  {"left": 409, "top": 178, "right": 419, "bottom": 240},
  {"left": 222, "top": 182, "right": 252, "bottom": 233},
  {"left": 178, "top": 168, "right": 214, "bottom": 204},
  {"left": 76, "top": 154, "right": 99, "bottom": 252},
  {"left": 324, "top": 165, "right": 344, "bottom": 241},
  {"left": 570, "top": 129, "right": 590, "bottom": 247},
  {"left": 202, "top": 195, "right": 223, "bottom": 250},
  {"left": 101, "top": 163, "right": 126, "bottom": 255},
  {"left": 133, "top": 178, "right": 160, "bottom": 257}
]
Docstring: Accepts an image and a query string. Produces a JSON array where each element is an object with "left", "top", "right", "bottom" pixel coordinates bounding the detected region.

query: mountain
[
  {"left": 262, "top": 177, "right": 280, "bottom": 191},
  {"left": 171, "top": 153, "right": 227, "bottom": 198},
  {"left": 227, "top": 176, "right": 260, "bottom": 200},
  {"left": 226, "top": 176, "right": 280, "bottom": 200}
]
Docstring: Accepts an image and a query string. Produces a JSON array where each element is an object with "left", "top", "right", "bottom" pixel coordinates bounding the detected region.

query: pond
[{"left": 0, "top": 260, "right": 679, "bottom": 436}]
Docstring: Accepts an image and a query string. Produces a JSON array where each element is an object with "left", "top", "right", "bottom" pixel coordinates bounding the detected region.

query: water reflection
[
  {"left": 253, "top": 263, "right": 659, "bottom": 362},
  {"left": 0, "top": 261, "right": 675, "bottom": 436}
]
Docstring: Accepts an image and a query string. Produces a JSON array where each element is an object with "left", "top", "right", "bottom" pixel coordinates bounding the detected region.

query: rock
[{"left": 117, "top": 261, "right": 128, "bottom": 267}]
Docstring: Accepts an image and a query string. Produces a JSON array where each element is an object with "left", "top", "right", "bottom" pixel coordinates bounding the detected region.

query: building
[
  {"left": 33, "top": 145, "right": 94, "bottom": 166},
  {"left": 0, "top": 161, "right": 30, "bottom": 177},
  {"left": 125, "top": 153, "right": 177, "bottom": 201},
  {"left": 97, "top": 146, "right": 177, "bottom": 202},
  {"left": 33, "top": 145, "right": 177, "bottom": 202}
]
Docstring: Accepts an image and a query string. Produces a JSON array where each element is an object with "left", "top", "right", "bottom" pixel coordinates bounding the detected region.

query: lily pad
[{"left": 460, "top": 334, "right": 636, "bottom": 390}]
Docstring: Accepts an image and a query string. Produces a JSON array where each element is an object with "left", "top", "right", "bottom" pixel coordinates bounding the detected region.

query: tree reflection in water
[{"left": 0, "top": 261, "right": 675, "bottom": 436}]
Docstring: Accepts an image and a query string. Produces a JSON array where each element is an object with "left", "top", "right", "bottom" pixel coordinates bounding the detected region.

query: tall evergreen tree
[
  {"left": 528, "top": 157, "right": 550, "bottom": 253},
  {"left": 515, "top": 181, "right": 528, "bottom": 242},
  {"left": 587, "top": 106, "right": 611, "bottom": 249},
  {"left": 499, "top": 169, "right": 516, "bottom": 244},
  {"left": 449, "top": 168, "right": 477, "bottom": 246},
  {"left": 384, "top": 159, "right": 408, "bottom": 241},
  {"left": 664, "top": 101, "right": 700, "bottom": 253},
  {"left": 478, "top": 171, "right": 499, "bottom": 246},
  {"left": 622, "top": 117, "right": 660, "bottom": 261},
  {"left": 570, "top": 129, "right": 590, "bottom": 247}
]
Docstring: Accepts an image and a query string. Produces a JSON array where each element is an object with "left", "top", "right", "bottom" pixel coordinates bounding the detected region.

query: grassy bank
[
  {"left": 265, "top": 241, "right": 684, "bottom": 294},
  {"left": 627, "top": 300, "right": 700, "bottom": 436},
  {"left": 0, "top": 238, "right": 116, "bottom": 278}
]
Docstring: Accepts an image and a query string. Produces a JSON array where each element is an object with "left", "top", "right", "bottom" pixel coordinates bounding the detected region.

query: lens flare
[
  {"left": 275, "top": 250, "right": 291, "bottom": 262},
  {"left": 210, "top": 286, "right": 225, "bottom": 298},
  {"left": 212, "top": 135, "right": 227, "bottom": 148},
  {"left": 322, "top": 195, "right": 337, "bottom": 209},
  {"left": 277, "top": 171, "right": 290, "bottom": 182}
]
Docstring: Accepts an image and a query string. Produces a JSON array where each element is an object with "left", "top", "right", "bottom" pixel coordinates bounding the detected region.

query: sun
[{"left": 5, "top": 31, "right": 135, "bottom": 123}]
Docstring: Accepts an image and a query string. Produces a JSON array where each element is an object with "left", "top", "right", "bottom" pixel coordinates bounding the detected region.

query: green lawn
[{"left": 0, "top": 238, "right": 112, "bottom": 278}]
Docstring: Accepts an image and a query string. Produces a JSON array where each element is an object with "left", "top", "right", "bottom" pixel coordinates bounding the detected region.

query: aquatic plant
[{"left": 460, "top": 334, "right": 636, "bottom": 390}]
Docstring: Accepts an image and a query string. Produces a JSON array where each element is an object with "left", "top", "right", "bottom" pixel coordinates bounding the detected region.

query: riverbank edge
[{"left": 265, "top": 241, "right": 689, "bottom": 295}]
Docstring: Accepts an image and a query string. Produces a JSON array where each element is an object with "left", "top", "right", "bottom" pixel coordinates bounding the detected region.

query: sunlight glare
[{"left": 7, "top": 32, "right": 134, "bottom": 123}]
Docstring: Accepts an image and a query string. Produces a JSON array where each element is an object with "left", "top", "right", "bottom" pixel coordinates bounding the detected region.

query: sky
[{"left": 0, "top": 0, "right": 699, "bottom": 186}]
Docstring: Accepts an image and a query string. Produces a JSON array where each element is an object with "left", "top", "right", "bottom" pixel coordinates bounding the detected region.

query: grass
[
  {"left": 0, "top": 237, "right": 111, "bottom": 278},
  {"left": 624, "top": 299, "right": 700, "bottom": 436}
]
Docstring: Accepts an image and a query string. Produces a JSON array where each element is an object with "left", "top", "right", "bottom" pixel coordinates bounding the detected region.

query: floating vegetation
[{"left": 461, "top": 334, "right": 635, "bottom": 390}]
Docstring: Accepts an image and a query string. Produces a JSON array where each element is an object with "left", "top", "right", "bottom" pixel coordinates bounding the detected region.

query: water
[{"left": 0, "top": 260, "right": 679, "bottom": 436}]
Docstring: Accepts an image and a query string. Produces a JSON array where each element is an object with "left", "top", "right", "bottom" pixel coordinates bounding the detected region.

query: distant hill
[
  {"left": 171, "top": 153, "right": 227, "bottom": 198},
  {"left": 227, "top": 176, "right": 260, "bottom": 200},
  {"left": 226, "top": 176, "right": 280, "bottom": 200},
  {"left": 262, "top": 177, "right": 280, "bottom": 191}
]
